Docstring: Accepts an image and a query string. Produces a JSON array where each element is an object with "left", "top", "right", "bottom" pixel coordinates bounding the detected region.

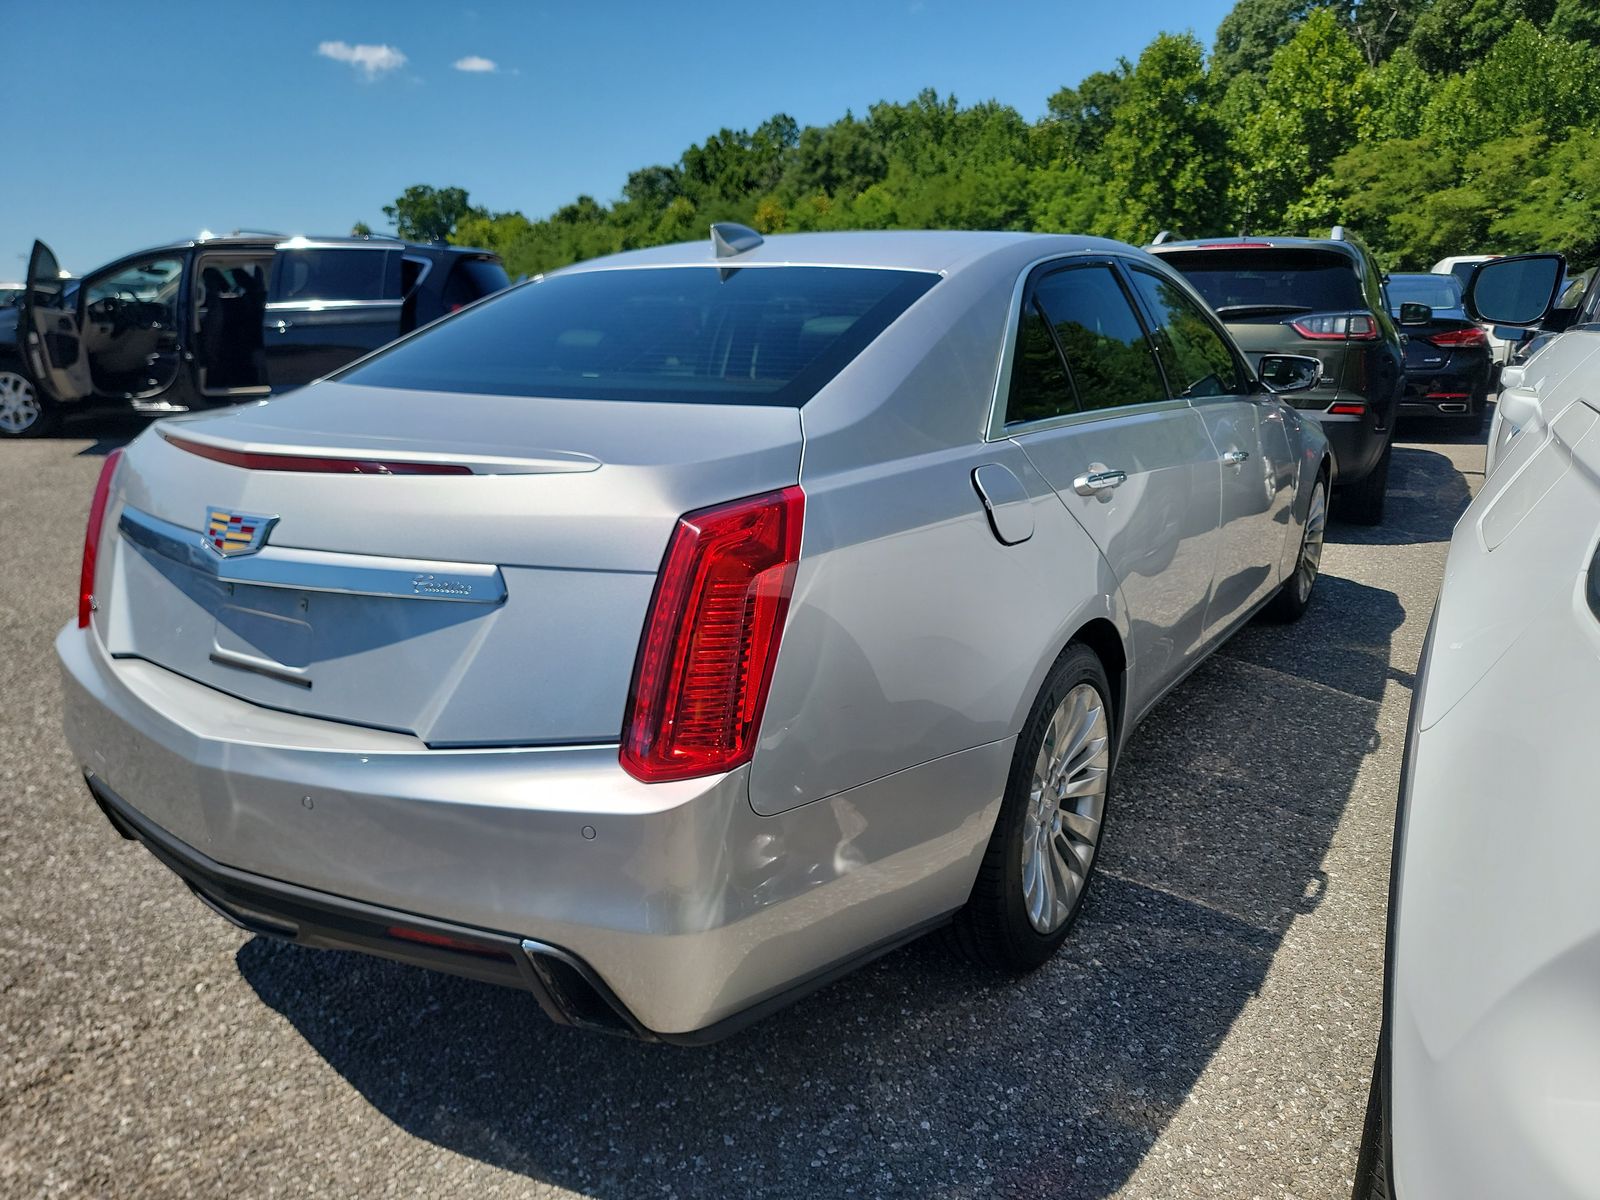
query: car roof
[
  {"left": 554, "top": 230, "right": 1137, "bottom": 277},
  {"left": 80, "top": 233, "right": 501, "bottom": 269}
]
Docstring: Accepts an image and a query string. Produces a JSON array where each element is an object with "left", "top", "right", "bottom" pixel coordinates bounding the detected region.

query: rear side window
[
  {"left": 339, "top": 266, "right": 939, "bottom": 405},
  {"left": 1032, "top": 265, "right": 1166, "bottom": 412},
  {"left": 1128, "top": 268, "right": 1245, "bottom": 398},
  {"left": 1158, "top": 249, "right": 1364, "bottom": 316},
  {"left": 1005, "top": 303, "right": 1075, "bottom": 425},
  {"left": 271, "top": 249, "right": 393, "bottom": 303},
  {"left": 441, "top": 258, "right": 511, "bottom": 310}
]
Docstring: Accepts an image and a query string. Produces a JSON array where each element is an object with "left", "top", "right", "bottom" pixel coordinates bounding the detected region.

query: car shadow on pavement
[
  {"left": 1328, "top": 444, "right": 1475, "bottom": 547},
  {"left": 237, "top": 563, "right": 1407, "bottom": 1198}
]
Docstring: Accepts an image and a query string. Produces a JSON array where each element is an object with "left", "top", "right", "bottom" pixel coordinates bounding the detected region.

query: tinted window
[
  {"left": 340, "top": 266, "right": 939, "bottom": 405},
  {"left": 1032, "top": 266, "right": 1165, "bottom": 412},
  {"left": 1158, "top": 248, "right": 1364, "bottom": 317},
  {"left": 1447, "top": 262, "right": 1480, "bottom": 289},
  {"left": 1005, "top": 302, "right": 1075, "bottom": 425},
  {"left": 442, "top": 258, "right": 511, "bottom": 310},
  {"left": 1128, "top": 268, "right": 1244, "bottom": 398},
  {"left": 272, "top": 249, "right": 391, "bottom": 303},
  {"left": 1387, "top": 274, "right": 1463, "bottom": 312}
]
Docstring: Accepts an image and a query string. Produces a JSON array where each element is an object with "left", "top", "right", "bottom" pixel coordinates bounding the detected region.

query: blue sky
[{"left": 4, "top": 0, "right": 1235, "bottom": 277}]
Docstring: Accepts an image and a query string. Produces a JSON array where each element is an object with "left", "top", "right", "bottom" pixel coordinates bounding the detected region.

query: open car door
[{"left": 20, "top": 240, "right": 90, "bottom": 402}]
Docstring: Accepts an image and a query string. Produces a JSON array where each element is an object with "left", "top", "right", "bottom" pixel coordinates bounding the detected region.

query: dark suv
[
  {"left": 1, "top": 235, "right": 508, "bottom": 438},
  {"left": 1149, "top": 230, "right": 1403, "bottom": 524}
]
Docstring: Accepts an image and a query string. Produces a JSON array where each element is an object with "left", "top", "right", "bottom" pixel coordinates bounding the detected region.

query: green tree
[
  {"left": 1212, "top": 0, "right": 1329, "bottom": 80},
  {"left": 1550, "top": 0, "right": 1600, "bottom": 45},
  {"left": 1100, "top": 33, "right": 1228, "bottom": 241},
  {"left": 1423, "top": 21, "right": 1600, "bottom": 152},
  {"left": 382, "top": 185, "right": 478, "bottom": 242},
  {"left": 1044, "top": 60, "right": 1132, "bottom": 160},
  {"left": 1231, "top": 10, "right": 1377, "bottom": 231},
  {"left": 350, "top": 221, "right": 372, "bottom": 237},
  {"left": 1406, "top": 0, "right": 1557, "bottom": 74}
]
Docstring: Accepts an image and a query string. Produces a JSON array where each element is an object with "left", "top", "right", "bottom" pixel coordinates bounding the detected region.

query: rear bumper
[{"left": 58, "top": 623, "right": 1003, "bottom": 1037}]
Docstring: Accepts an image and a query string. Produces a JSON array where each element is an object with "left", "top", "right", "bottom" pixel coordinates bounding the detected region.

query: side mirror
[
  {"left": 1465, "top": 254, "right": 1565, "bottom": 326},
  {"left": 1258, "top": 353, "right": 1322, "bottom": 394},
  {"left": 1399, "top": 302, "right": 1433, "bottom": 325}
]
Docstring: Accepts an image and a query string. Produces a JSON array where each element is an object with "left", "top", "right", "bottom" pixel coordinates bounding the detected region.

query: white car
[
  {"left": 1355, "top": 252, "right": 1597, "bottom": 1198},
  {"left": 1430, "top": 255, "right": 1513, "bottom": 364}
]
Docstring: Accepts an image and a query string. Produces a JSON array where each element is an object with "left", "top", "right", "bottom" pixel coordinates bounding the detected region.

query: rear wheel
[
  {"left": 1351, "top": 1048, "right": 1391, "bottom": 1199},
  {"left": 1263, "top": 475, "right": 1326, "bottom": 623},
  {"left": 0, "top": 369, "right": 58, "bottom": 438},
  {"left": 1343, "top": 441, "right": 1390, "bottom": 526},
  {"left": 954, "top": 644, "right": 1113, "bottom": 972}
]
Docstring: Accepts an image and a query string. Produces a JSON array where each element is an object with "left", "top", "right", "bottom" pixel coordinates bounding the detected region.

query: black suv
[
  {"left": 1149, "top": 230, "right": 1403, "bottom": 524},
  {"left": 1, "top": 235, "right": 508, "bottom": 438}
]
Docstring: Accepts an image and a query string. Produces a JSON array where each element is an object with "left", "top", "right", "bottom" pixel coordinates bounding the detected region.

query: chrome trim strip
[{"left": 119, "top": 507, "right": 507, "bottom": 605}]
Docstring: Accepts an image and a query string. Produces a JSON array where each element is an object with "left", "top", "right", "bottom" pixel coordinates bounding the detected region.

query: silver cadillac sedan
[{"left": 58, "top": 227, "right": 1329, "bottom": 1042}]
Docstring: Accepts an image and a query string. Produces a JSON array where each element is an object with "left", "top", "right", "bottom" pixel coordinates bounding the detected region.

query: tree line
[{"left": 375, "top": 0, "right": 1600, "bottom": 276}]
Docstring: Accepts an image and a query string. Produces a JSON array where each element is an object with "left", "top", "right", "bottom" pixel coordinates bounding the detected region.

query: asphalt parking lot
[{"left": 1, "top": 413, "right": 1484, "bottom": 1198}]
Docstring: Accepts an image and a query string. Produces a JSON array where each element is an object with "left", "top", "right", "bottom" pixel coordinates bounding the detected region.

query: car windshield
[
  {"left": 1388, "top": 274, "right": 1463, "bottom": 313},
  {"left": 339, "top": 265, "right": 939, "bottom": 405},
  {"left": 1157, "top": 248, "right": 1364, "bottom": 317}
]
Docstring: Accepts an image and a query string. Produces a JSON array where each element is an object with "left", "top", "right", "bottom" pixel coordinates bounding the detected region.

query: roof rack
[
  {"left": 1330, "top": 225, "right": 1347, "bottom": 241},
  {"left": 1151, "top": 230, "right": 1177, "bottom": 245}
]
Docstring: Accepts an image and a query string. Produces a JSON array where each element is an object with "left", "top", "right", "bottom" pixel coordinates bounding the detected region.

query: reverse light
[
  {"left": 78, "top": 449, "right": 124, "bottom": 628},
  {"left": 1425, "top": 327, "right": 1488, "bottom": 348},
  {"left": 1292, "top": 314, "right": 1378, "bottom": 341},
  {"left": 621, "top": 486, "right": 804, "bottom": 783}
]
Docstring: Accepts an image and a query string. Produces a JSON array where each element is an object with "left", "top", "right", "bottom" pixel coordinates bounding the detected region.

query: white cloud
[
  {"left": 316, "top": 41, "right": 407, "bottom": 80},
  {"left": 453, "top": 55, "right": 498, "bottom": 73}
]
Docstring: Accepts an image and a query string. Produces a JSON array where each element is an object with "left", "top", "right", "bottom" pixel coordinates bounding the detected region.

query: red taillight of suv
[
  {"left": 621, "top": 486, "right": 805, "bottom": 783},
  {"left": 1425, "top": 327, "right": 1488, "bottom": 348},
  {"left": 1292, "top": 313, "right": 1379, "bottom": 341},
  {"left": 78, "top": 449, "right": 124, "bottom": 628}
]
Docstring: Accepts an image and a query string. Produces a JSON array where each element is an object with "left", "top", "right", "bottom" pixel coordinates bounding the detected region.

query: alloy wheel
[
  {"left": 1295, "top": 482, "right": 1327, "bottom": 603},
  {"left": 1021, "top": 682, "right": 1110, "bottom": 934},
  {"left": 0, "top": 371, "right": 40, "bottom": 435}
]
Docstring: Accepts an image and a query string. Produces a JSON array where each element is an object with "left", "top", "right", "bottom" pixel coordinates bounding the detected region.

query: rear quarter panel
[{"left": 751, "top": 251, "right": 1127, "bottom": 816}]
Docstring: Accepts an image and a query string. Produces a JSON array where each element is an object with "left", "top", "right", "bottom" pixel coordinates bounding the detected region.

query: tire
[
  {"left": 953, "top": 643, "right": 1114, "bottom": 972},
  {"left": 1351, "top": 1049, "right": 1391, "bottom": 1200},
  {"left": 0, "top": 368, "right": 60, "bottom": 438},
  {"left": 1343, "top": 440, "right": 1391, "bottom": 526},
  {"left": 1262, "top": 474, "right": 1327, "bottom": 623}
]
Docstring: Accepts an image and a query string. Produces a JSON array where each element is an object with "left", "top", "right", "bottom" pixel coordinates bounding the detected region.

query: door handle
[
  {"left": 1223, "top": 449, "right": 1250, "bottom": 466},
  {"left": 1072, "top": 466, "right": 1127, "bottom": 497}
]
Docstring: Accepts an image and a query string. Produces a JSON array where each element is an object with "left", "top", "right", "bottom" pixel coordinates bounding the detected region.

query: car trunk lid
[{"left": 99, "top": 382, "right": 804, "bottom": 746}]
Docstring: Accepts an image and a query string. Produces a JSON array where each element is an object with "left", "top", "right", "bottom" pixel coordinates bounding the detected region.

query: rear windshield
[
  {"left": 1387, "top": 274, "right": 1462, "bottom": 313},
  {"left": 339, "top": 265, "right": 939, "bottom": 405},
  {"left": 1157, "top": 248, "right": 1364, "bottom": 317}
]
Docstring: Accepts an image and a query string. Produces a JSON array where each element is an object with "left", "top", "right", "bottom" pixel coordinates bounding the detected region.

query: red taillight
[
  {"left": 163, "top": 433, "right": 471, "bottom": 475},
  {"left": 1328, "top": 402, "right": 1367, "bottom": 416},
  {"left": 1425, "top": 327, "right": 1488, "bottom": 348},
  {"left": 78, "top": 449, "right": 124, "bottom": 628},
  {"left": 621, "top": 486, "right": 804, "bottom": 783},
  {"left": 1292, "top": 313, "right": 1378, "bottom": 341}
]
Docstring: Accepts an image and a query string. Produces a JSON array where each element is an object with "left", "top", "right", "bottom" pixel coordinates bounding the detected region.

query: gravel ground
[{"left": 1, "top": 411, "right": 1485, "bottom": 1198}]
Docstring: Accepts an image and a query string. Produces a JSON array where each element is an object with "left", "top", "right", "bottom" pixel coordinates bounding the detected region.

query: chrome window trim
[
  {"left": 118, "top": 506, "right": 508, "bottom": 605},
  {"left": 401, "top": 254, "right": 433, "bottom": 300},
  {"left": 265, "top": 299, "right": 403, "bottom": 312},
  {"left": 985, "top": 250, "right": 1184, "bottom": 442}
]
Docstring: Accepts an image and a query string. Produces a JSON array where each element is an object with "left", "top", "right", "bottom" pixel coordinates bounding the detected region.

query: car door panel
[
  {"left": 1121, "top": 262, "right": 1295, "bottom": 637},
  {"left": 1002, "top": 259, "right": 1223, "bottom": 719},
  {"left": 20, "top": 240, "right": 91, "bottom": 402},
  {"left": 264, "top": 247, "right": 402, "bottom": 390}
]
